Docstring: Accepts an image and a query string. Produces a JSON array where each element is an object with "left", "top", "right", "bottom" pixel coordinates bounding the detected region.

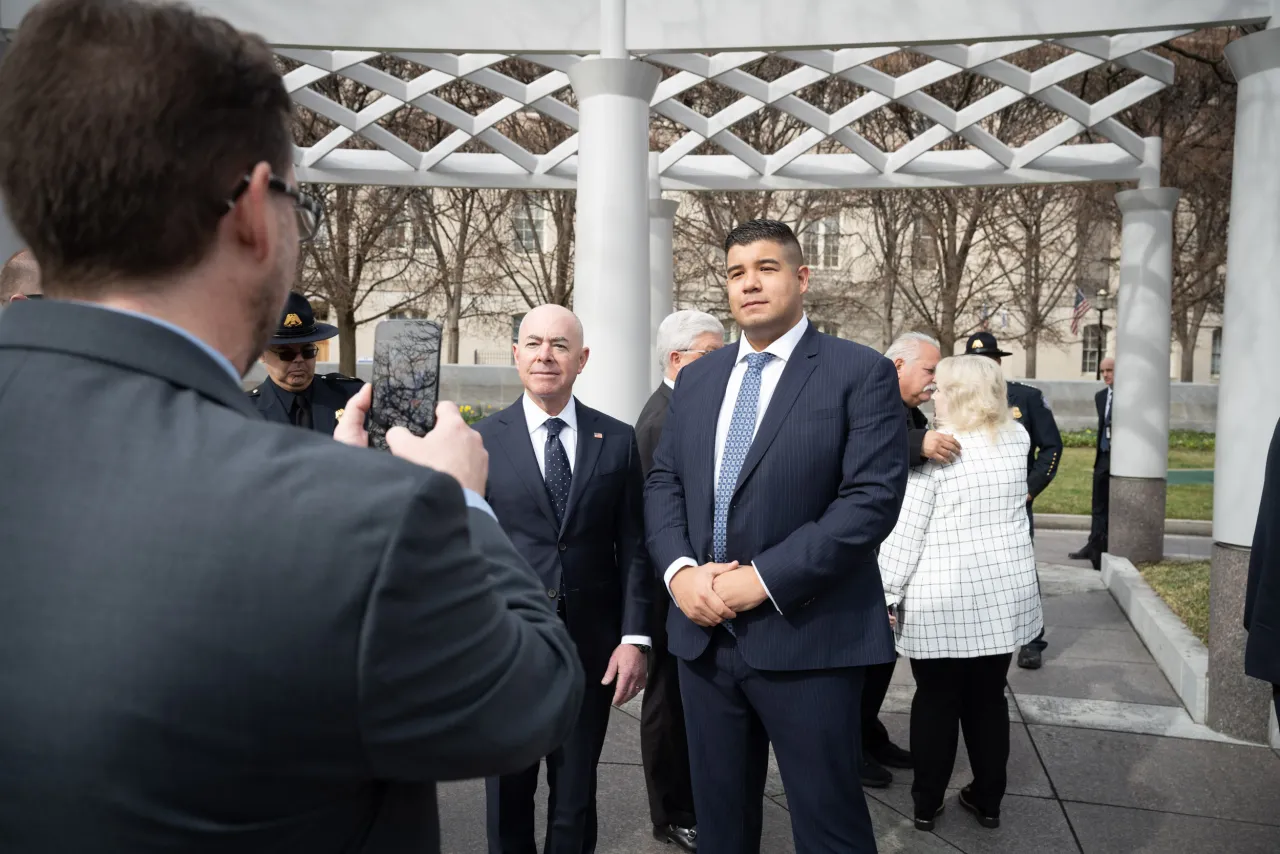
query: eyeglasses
[
  {"left": 226, "top": 174, "right": 323, "bottom": 243},
  {"left": 269, "top": 345, "right": 319, "bottom": 362},
  {"left": 679, "top": 349, "right": 712, "bottom": 356}
]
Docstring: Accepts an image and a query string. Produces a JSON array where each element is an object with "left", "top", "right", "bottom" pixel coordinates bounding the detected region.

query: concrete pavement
[{"left": 437, "top": 542, "right": 1279, "bottom": 853}]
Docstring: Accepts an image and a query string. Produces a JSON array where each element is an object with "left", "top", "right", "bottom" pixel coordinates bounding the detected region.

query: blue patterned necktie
[
  {"left": 713, "top": 352, "right": 773, "bottom": 563},
  {"left": 543, "top": 417, "right": 572, "bottom": 527}
]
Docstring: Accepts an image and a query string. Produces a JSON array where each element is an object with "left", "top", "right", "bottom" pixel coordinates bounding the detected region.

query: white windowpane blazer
[{"left": 879, "top": 422, "right": 1043, "bottom": 659}]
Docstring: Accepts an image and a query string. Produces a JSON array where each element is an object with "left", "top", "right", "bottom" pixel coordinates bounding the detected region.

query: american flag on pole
[{"left": 1070, "top": 287, "right": 1092, "bottom": 335}]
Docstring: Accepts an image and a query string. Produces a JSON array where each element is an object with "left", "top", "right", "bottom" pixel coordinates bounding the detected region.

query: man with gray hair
[
  {"left": 635, "top": 308, "right": 725, "bottom": 851},
  {"left": 885, "top": 331, "right": 960, "bottom": 465}
]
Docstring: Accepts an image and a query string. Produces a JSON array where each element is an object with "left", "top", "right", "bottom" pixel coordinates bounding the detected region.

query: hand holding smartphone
[{"left": 369, "top": 319, "right": 443, "bottom": 452}]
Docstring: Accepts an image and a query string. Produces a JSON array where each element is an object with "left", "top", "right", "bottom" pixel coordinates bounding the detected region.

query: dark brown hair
[
  {"left": 0, "top": 0, "right": 294, "bottom": 297},
  {"left": 723, "top": 219, "right": 805, "bottom": 268}
]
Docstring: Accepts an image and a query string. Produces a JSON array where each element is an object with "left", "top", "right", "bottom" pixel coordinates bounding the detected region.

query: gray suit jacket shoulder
[{"left": 0, "top": 300, "right": 583, "bottom": 854}]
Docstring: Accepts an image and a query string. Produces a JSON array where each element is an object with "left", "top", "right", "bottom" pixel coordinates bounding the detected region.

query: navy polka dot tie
[
  {"left": 543, "top": 417, "right": 572, "bottom": 527},
  {"left": 714, "top": 352, "right": 772, "bottom": 562}
]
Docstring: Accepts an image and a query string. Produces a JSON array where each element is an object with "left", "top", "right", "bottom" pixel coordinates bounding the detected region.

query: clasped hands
[{"left": 669, "top": 560, "right": 768, "bottom": 627}]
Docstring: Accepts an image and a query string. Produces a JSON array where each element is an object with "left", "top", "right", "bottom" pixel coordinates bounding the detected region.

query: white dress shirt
[
  {"left": 522, "top": 393, "right": 650, "bottom": 648},
  {"left": 664, "top": 315, "right": 811, "bottom": 614}
]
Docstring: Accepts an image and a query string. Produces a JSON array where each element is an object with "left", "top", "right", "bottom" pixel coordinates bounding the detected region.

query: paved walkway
[{"left": 437, "top": 542, "right": 1280, "bottom": 853}]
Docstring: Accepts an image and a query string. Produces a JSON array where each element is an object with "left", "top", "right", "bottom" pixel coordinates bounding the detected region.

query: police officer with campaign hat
[
  {"left": 248, "top": 292, "right": 364, "bottom": 435},
  {"left": 965, "top": 331, "right": 1063, "bottom": 670}
]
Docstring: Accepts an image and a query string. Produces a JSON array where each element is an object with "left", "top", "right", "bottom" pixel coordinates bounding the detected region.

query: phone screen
[{"left": 369, "top": 319, "right": 442, "bottom": 451}]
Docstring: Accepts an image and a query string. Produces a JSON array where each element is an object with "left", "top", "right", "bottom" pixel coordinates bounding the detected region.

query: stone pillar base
[
  {"left": 1207, "top": 542, "right": 1275, "bottom": 742},
  {"left": 1109, "top": 476, "right": 1166, "bottom": 563}
]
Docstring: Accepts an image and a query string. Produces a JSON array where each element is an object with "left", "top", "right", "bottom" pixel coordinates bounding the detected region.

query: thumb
[
  {"left": 385, "top": 426, "right": 416, "bottom": 455},
  {"left": 710, "top": 560, "right": 740, "bottom": 576}
]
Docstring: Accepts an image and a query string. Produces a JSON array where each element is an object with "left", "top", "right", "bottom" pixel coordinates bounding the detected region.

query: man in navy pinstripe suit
[{"left": 645, "top": 220, "right": 908, "bottom": 853}]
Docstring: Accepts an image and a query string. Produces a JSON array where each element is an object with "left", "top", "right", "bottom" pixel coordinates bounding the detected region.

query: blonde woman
[{"left": 879, "top": 355, "right": 1043, "bottom": 833}]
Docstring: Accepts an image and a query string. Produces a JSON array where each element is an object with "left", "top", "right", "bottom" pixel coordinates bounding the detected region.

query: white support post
[
  {"left": 1109, "top": 187, "right": 1178, "bottom": 564},
  {"left": 567, "top": 43, "right": 660, "bottom": 423},
  {"left": 1205, "top": 26, "right": 1280, "bottom": 744},
  {"left": 649, "top": 153, "right": 678, "bottom": 391}
]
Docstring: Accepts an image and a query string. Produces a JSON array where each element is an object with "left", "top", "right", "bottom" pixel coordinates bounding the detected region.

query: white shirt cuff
[
  {"left": 462, "top": 488, "right": 497, "bottom": 521},
  {"left": 752, "top": 561, "right": 783, "bottom": 615},
  {"left": 663, "top": 557, "right": 697, "bottom": 598},
  {"left": 621, "top": 635, "right": 652, "bottom": 647}
]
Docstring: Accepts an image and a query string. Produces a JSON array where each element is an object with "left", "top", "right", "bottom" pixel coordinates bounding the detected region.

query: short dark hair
[
  {"left": 723, "top": 219, "right": 805, "bottom": 267},
  {"left": 0, "top": 0, "right": 294, "bottom": 297}
]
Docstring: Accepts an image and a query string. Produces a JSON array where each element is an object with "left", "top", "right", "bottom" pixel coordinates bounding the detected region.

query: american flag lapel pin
[{"left": 593, "top": 432, "right": 603, "bottom": 439}]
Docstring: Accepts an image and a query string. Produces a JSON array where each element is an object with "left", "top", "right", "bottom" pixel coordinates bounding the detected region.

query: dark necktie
[
  {"left": 543, "top": 417, "right": 573, "bottom": 527},
  {"left": 290, "top": 394, "right": 313, "bottom": 430},
  {"left": 1101, "top": 390, "right": 1112, "bottom": 452}
]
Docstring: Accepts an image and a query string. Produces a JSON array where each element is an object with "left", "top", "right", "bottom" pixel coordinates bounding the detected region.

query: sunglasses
[{"left": 270, "top": 345, "right": 319, "bottom": 362}]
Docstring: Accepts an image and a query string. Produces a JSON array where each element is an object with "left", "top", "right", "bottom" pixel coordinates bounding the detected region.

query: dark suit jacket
[
  {"left": 1095, "top": 387, "right": 1112, "bottom": 470},
  {"left": 0, "top": 300, "right": 583, "bottom": 854},
  {"left": 1245, "top": 418, "right": 1280, "bottom": 685},
  {"left": 907, "top": 403, "right": 929, "bottom": 465},
  {"left": 637, "top": 382, "right": 673, "bottom": 475},
  {"left": 475, "top": 398, "right": 651, "bottom": 683},
  {"left": 250, "top": 372, "right": 364, "bottom": 436},
  {"left": 645, "top": 323, "right": 907, "bottom": 671}
]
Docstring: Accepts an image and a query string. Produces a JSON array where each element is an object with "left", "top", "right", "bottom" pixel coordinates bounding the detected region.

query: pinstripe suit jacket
[{"left": 644, "top": 323, "right": 908, "bottom": 671}]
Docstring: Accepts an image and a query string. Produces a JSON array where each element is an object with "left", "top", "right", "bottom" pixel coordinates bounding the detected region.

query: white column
[
  {"left": 648, "top": 154, "right": 677, "bottom": 391},
  {"left": 567, "top": 55, "right": 660, "bottom": 423},
  {"left": 1204, "top": 26, "right": 1280, "bottom": 744},
  {"left": 1108, "top": 188, "right": 1178, "bottom": 564}
]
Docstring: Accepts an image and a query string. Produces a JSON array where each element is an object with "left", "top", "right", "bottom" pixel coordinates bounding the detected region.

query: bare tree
[
  {"left": 481, "top": 190, "right": 575, "bottom": 309},
  {"left": 408, "top": 188, "right": 503, "bottom": 363},
  {"left": 986, "top": 186, "right": 1086, "bottom": 377}
]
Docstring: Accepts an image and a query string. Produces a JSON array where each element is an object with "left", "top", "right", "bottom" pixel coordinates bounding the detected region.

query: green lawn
[
  {"left": 1139, "top": 560, "right": 1211, "bottom": 645},
  {"left": 1034, "top": 447, "right": 1214, "bottom": 520}
]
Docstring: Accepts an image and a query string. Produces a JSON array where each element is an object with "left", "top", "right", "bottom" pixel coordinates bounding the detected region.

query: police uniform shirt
[{"left": 249, "top": 373, "right": 364, "bottom": 435}]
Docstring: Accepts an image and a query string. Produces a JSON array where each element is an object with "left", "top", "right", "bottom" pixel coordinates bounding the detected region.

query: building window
[
  {"left": 512, "top": 198, "right": 546, "bottom": 252},
  {"left": 1081, "top": 324, "right": 1109, "bottom": 375},
  {"left": 511, "top": 312, "right": 527, "bottom": 343},
  {"left": 1211, "top": 328, "right": 1222, "bottom": 378},
  {"left": 387, "top": 220, "right": 410, "bottom": 249},
  {"left": 388, "top": 308, "right": 427, "bottom": 320},
  {"left": 802, "top": 217, "right": 841, "bottom": 269},
  {"left": 721, "top": 318, "right": 740, "bottom": 343},
  {"left": 911, "top": 216, "right": 938, "bottom": 271},
  {"left": 815, "top": 320, "right": 841, "bottom": 338}
]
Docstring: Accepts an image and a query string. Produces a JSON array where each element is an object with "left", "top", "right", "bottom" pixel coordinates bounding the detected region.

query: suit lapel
[
  {"left": 494, "top": 401, "right": 560, "bottom": 533},
  {"left": 733, "top": 325, "right": 821, "bottom": 495},
  {"left": 561, "top": 400, "right": 603, "bottom": 534}
]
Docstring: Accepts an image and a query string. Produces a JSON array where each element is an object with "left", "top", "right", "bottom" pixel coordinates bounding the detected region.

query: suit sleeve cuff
[
  {"left": 621, "top": 635, "right": 652, "bottom": 647},
  {"left": 753, "top": 561, "right": 783, "bottom": 615},
  {"left": 663, "top": 557, "right": 697, "bottom": 599},
  {"left": 462, "top": 488, "right": 497, "bottom": 521}
]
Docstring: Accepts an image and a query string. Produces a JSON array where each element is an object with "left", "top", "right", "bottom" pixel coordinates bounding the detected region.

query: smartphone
[{"left": 369, "top": 319, "right": 442, "bottom": 451}]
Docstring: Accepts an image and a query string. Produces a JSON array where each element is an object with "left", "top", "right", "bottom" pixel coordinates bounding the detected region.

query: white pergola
[{"left": 2, "top": 0, "right": 1278, "bottom": 743}]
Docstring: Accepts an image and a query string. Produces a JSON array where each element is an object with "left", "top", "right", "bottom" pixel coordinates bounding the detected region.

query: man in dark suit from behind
[
  {"left": 1071, "top": 356, "right": 1114, "bottom": 569},
  {"left": 248, "top": 291, "right": 364, "bottom": 434},
  {"left": 646, "top": 220, "right": 908, "bottom": 853},
  {"left": 475, "top": 304, "right": 651, "bottom": 854},
  {"left": 635, "top": 308, "right": 725, "bottom": 851},
  {"left": 0, "top": 3, "right": 583, "bottom": 852},
  {"left": 1245, "top": 417, "right": 1280, "bottom": 720}
]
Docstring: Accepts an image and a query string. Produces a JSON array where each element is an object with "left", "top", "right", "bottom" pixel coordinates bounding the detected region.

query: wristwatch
[{"left": 630, "top": 643, "right": 651, "bottom": 655}]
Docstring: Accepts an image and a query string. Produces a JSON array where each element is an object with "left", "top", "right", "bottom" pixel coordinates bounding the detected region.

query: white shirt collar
[
  {"left": 663, "top": 377, "right": 676, "bottom": 389},
  {"left": 523, "top": 392, "right": 578, "bottom": 435},
  {"left": 734, "top": 314, "right": 809, "bottom": 366}
]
